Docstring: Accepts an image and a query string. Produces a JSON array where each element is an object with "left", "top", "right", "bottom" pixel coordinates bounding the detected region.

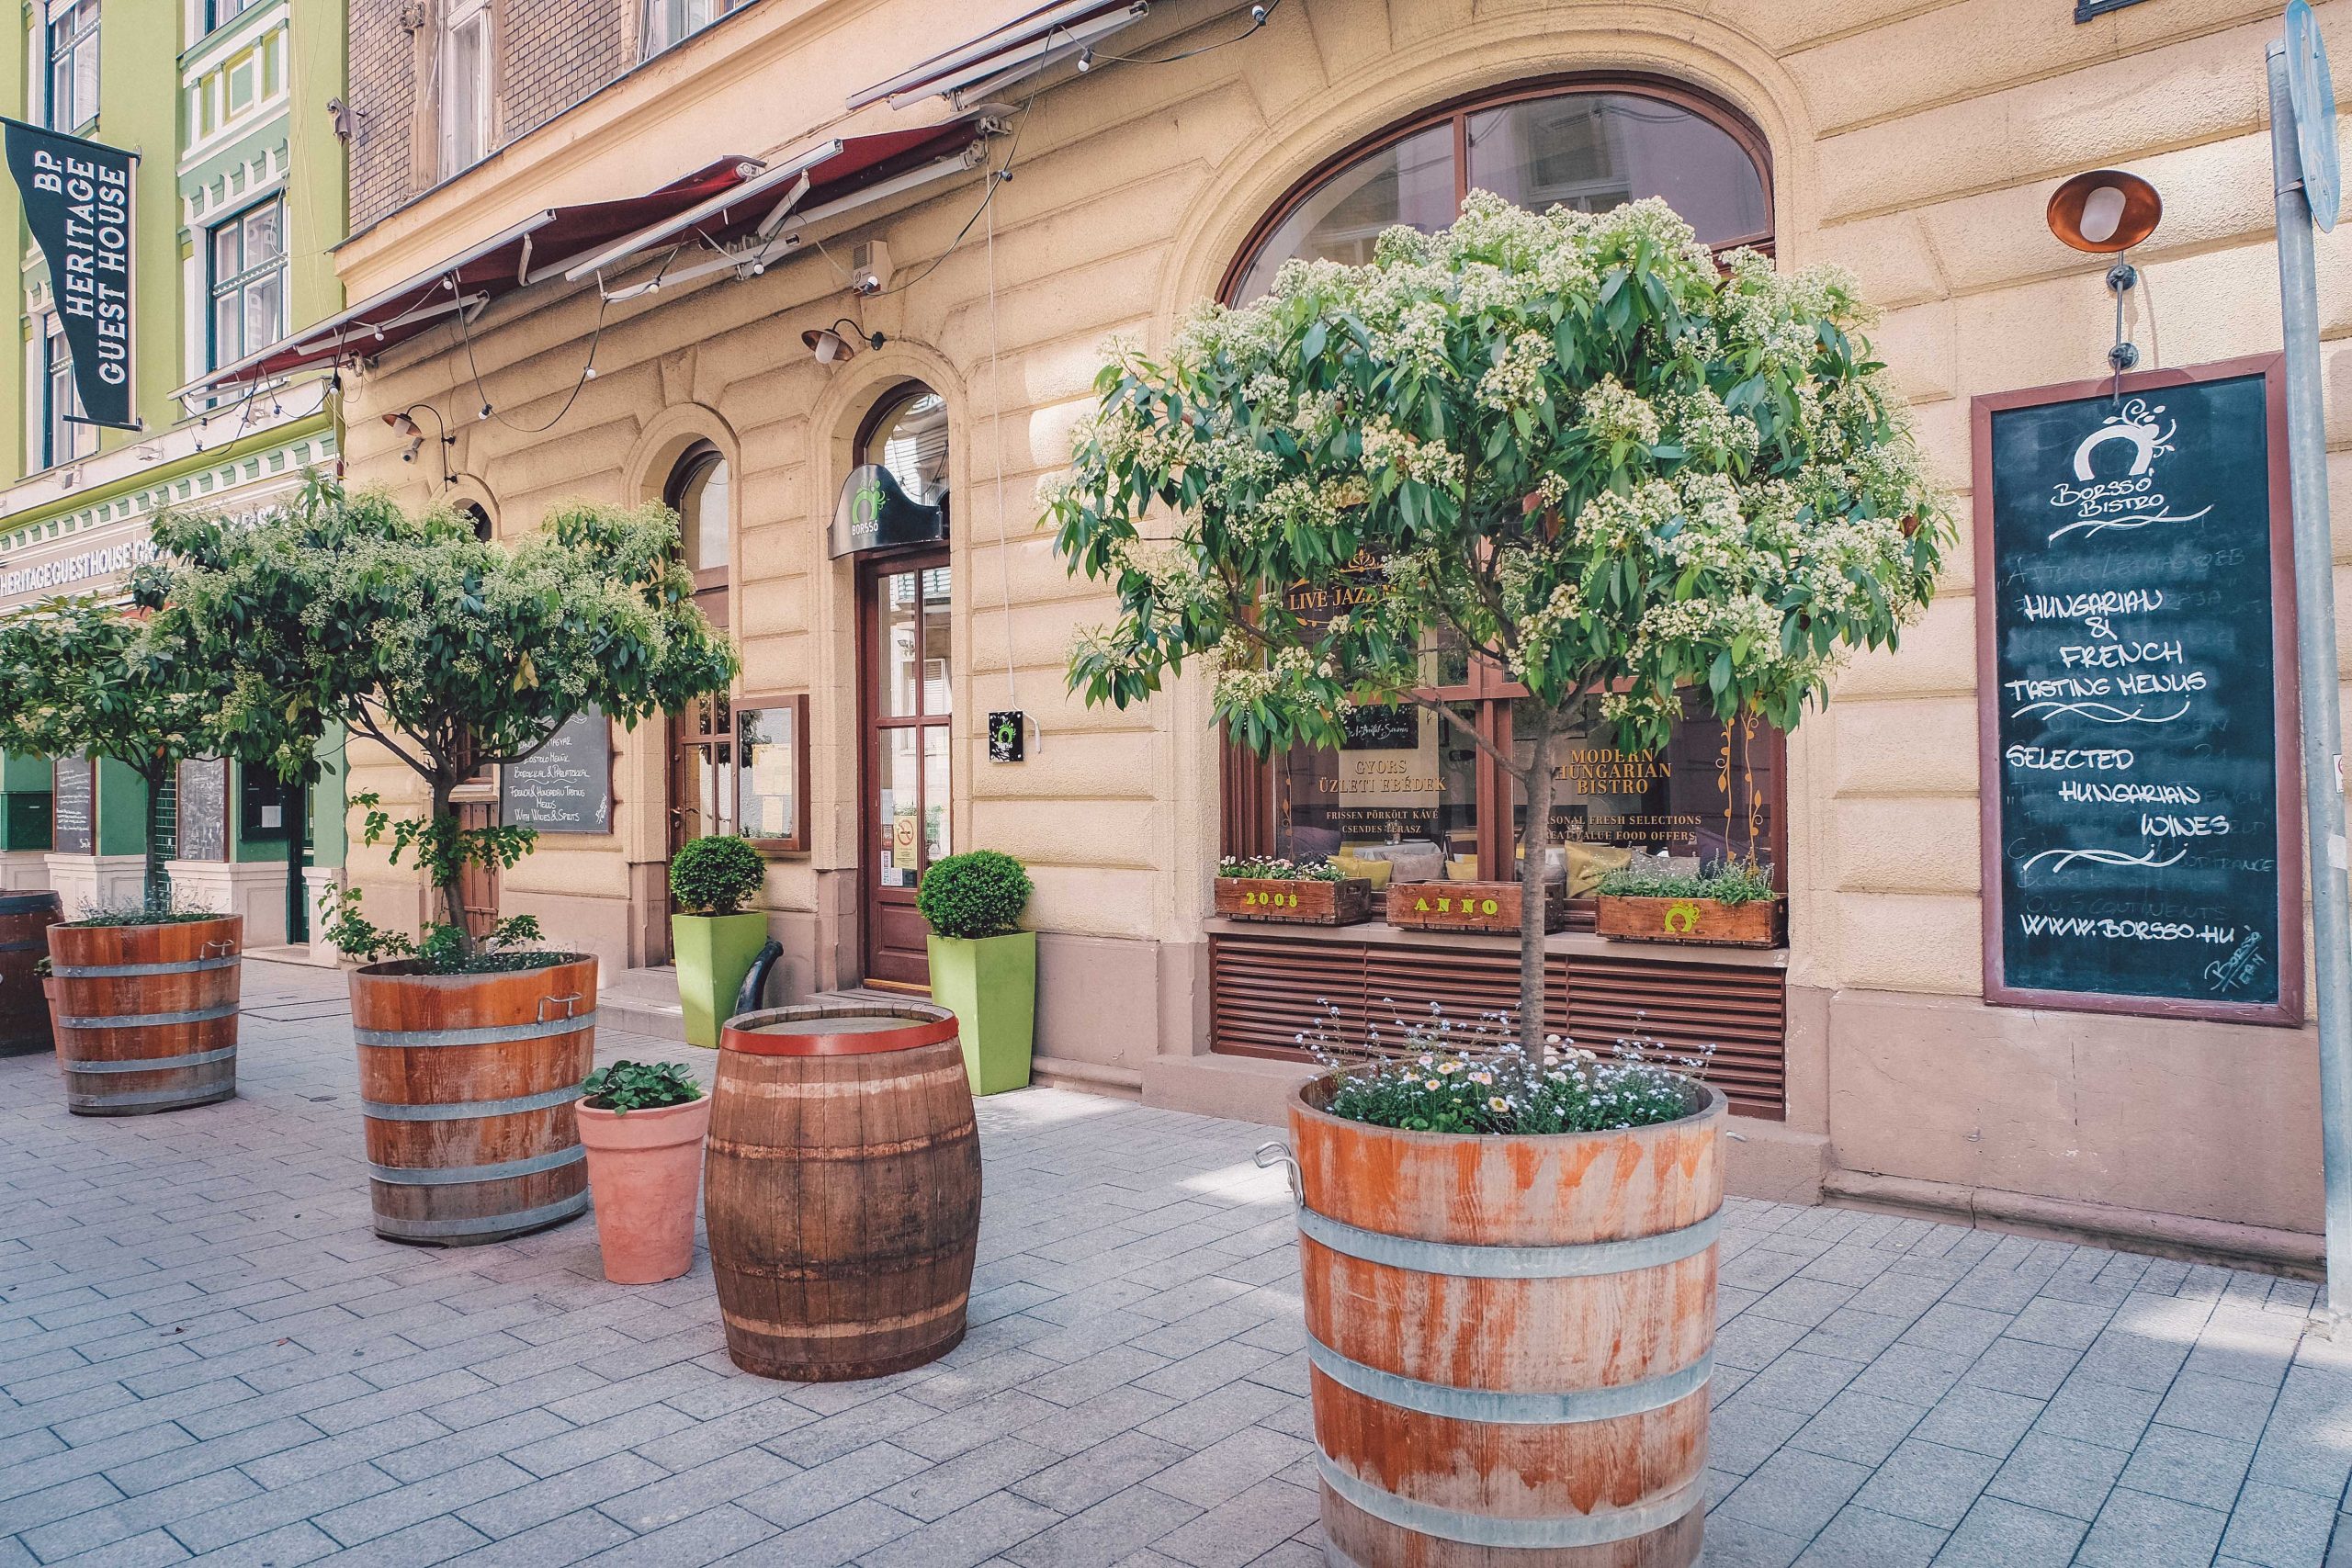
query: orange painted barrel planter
[
  {"left": 51, "top": 915, "right": 242, "bottom": 1115},
  {"left": 707, "top": 1000, "right": 980, "bottom": 1382},
  {"left": 1268, "top": 1075, "right": 1726, "bottom": 1567},
  {"left": 0, "top": 891, "right": 62, "bottom": 1057},
  {"left": 349, "top": 956, "right": 597, "bottom": 1246}
]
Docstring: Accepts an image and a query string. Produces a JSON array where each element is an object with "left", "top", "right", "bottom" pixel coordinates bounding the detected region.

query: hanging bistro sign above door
[
  {"left": 830, "top": 464, "right": 944, "bottom": 557},
  {"left": 1973, "top": 356, "right": 2303, "bottom": 1025},
  {"left": 3, "top": 119, "right": 138, "bottom": 431}
]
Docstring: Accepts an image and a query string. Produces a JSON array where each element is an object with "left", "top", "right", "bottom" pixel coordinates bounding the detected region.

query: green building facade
[{"left": 0, "top": 0, "right": 346, "bottom": 940}]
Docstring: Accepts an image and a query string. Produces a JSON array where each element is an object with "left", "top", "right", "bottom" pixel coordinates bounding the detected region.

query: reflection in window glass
[
  {"left": 1277, "top": 702, "right": 1482, "bottom": 870},
  {"left": 1231, "top": 124, "right": 1454, "bottom": 302},
  {"left": 673, "top": 450, "right": 729, "bottom": 573},
  {"left": 1466, "top": 95, "right": 1768, "bottom": 244},
  {"left": 865, "top": 388, "right": 950, "bottom": 506},
  {"left": 1510, "top": 693, "right": 1777, "bottom": 870}
]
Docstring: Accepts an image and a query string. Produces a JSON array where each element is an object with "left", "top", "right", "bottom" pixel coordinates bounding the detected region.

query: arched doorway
[{"left": 854, "top": 384, "right": 952, "bottom": 989}]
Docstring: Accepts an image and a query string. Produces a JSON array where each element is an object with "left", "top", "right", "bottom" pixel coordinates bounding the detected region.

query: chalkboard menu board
[
  {"left": 176, "top": 759, "right": 228, "bottom": 862},
  {"left": 1976, "top": 360, "right": 2302, "bottom": 1024},
  {"left": 51, "top": 755, "right": 91, "bottom": 855},
  {"left": 501, "top": 707, "right": 612, "bottom": 834}
]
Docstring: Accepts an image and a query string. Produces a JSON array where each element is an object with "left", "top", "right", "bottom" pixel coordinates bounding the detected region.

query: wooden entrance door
[
  {"left": 669, "top": 693, "right": 735, "bottom": 858},
  {"left": 859, "top": 553, "right": 952, "bottom": 988}
]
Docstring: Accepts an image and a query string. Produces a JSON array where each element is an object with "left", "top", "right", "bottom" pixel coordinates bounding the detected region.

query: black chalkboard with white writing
[
  {"left": 1977, "top": 363, "right": 2301, "bottom": 1023},
  {"left": 500, "top": 707, "right": 612, "bottom": 834},
  {"left": 51, "top": 756, "right": 91, "bottom": 855}
]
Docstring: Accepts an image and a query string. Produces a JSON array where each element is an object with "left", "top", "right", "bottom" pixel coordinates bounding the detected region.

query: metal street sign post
[{"left": 2267, "top": 0, "right": 2352, "bottom": 1322}]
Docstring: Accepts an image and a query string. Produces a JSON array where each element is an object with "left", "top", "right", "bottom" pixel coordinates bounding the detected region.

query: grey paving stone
[
  {"left": 1792, "top": 1503, "right": 1945, "bottom": 1567},
  {"left": 1719, "top": 1448, "right": 1872, "bottom": 1539},
  {"left": 1789, "top": 1390, "right": 1929, "bottom": 1467},
  {"left": 2033, "top": 1374, "right": 2165, "bottom": 1451},
  {"left": 1702, "top": 1514, "right": 1808, "bottom": 1568},
  {"left": 1738, "top": 1350, "right": 1867, "bottom": 1417},
  {"left": 873, "top": 1436, "right": 1061, "bottom": 1521},
  {"left": 437, "top": 1507, "right": 633, "bottom": 1567},
  {"left": 1147, "top": 1478, "right": 1320, "bottom": 1568},
  {"left": 1912, "top": 1385, "right": 2045, "bottom": 1460},
  {"left": 1963, "top": 1337, "right": 2081, "bottom": 1401},
  {"left": 1003, "top": 1483, "right": 1203, "bottom": 1568},
  {"left": 2077, "top": 1487, "right": 2232, "bottom": 1567},
  {"left": 737, "top": 1440, "right": 928, "bottom": 1530},
  {"left": 1852, "top": 1439, "right": 2003, "bottom": 1529},
  {"left": 581, "top": 1501, "right": 779, "bottom": 1566},
  {"left": 2219, "top": 1480, "right": 2341, "bottom": 1568},
  {"left": 1143, "top": 1427, "right": 1312, "bottom": 1509},
  {"left": 595, "top": 1446, "right": 801, "bottom": 1532},
  {"left": 1016, "top": 1432, "right": 1192, "bottom": 1515},
  {"left": 2120, "top": 1422, "right": 2259, "bottom": 1510},
  {"left": 1933, "top": 1495, "right": 2091, "bottom": 1566},
  {"left": 2158, "top": 1370, "right": 2288, "bottom": 1443},
  {"left": 454, "top": 1452, "right": 669, "bottom": 1540},
  {"left": 857, "top": 1491, "right": 1064, "bottom": 1568},
  {"left": 1984, "top": 1431, "right": 2127, "bottom": 1520}
]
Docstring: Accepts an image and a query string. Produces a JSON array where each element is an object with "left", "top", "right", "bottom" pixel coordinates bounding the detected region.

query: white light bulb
[{"left": 2079, "top": 186, "right": 2126, "bottom": 245}]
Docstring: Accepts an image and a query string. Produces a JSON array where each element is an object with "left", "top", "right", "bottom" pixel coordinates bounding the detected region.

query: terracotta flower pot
[{"left": 576, "top": 1094, "right": 712, "bottom": 1284}]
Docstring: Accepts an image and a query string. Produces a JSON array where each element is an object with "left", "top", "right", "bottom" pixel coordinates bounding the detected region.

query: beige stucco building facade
[{"left": 308, "top": 0, "right": 2352, "bottom": 1266}]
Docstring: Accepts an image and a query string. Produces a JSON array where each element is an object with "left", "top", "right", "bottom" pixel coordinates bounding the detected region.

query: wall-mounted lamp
[
  {"left": 802, "top": 319, "right": 888, "bottom": 364},
  {"left": 384, "top": 405, "right": 455, "bottom": 473},
  {"left": 2048, "top": 169, "right": 2164, "bottom": 387}
]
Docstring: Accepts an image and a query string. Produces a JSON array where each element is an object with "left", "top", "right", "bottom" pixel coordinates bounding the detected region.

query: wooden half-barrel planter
[
  {"left": 1265, "top": 1074, "right": 1725, "bottom": 1566},
  {"left": 51, "top": 914, "right": 242, "bottom": 1115},
  {"left": 0, "top": 890, "right": 61, "bottom": 1058},
  {"left": 707, "top": 999, "right": 980, "bottom": 1382},
  {"left": 1214, "top": 876, "right": 1374, "bottom": 927},
  {"left": 1385, "top": 879, "right": 1568, "bottom": 935},
  {"left": 1596, "top": 894, "right": 1787, "bottom": 948},
  {"left": 349, "top": 955, "right": 598, "bottom": 1246}
]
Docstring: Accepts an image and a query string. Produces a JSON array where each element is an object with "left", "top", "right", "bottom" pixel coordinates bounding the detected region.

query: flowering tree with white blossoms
[{"left": 1046, "top": 193, "right": 1950, "bottom": 1051}]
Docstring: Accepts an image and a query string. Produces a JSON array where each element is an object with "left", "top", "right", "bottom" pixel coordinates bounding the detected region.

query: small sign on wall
[{"left": 989, "top": 712, "right": 1024, "bottom": 762}]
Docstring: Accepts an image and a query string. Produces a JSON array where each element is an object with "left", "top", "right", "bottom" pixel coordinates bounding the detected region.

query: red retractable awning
[
  {"left": 846, "top": 0, "right": 1148, "bottom": 110},
  {"left": 186, "top": 156, "right": 758, "bottom": 396}
]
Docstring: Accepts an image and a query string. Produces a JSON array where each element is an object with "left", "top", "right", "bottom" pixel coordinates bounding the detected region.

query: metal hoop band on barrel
[
  {"left": 67, "top": 1084, "right": 233, "bottom": 1110},
  {"left": 1317, "top": 1455, "right": 1703, "bottom": 1551},
  {"left": 60, "top": 1044, "right": 238, "bottom": 1075},
  {"left": 1294, "top": 1201, "right": 1721, "bottom": 1279},
  {"left": 359, "top": 1084, "right": 584, "bottom": 1122},
  {"left": 52, "top": 954, "right": 240, "bottom": 978},
  {"left": 352, "top": 1011, "right": 598, "bottom": 1050},
  {"left": 57, "top": 1001, "right": 241, "bottom": 1030},
  {"left": 367, "top": 1145, "right": 586, "bottom": 1186},
  {"left": 372, "top": 1190, "right": 590, "bottom": 1240},
  {"left": 1305, "top": 1333, "right": 1713, "bottom": 1425}
]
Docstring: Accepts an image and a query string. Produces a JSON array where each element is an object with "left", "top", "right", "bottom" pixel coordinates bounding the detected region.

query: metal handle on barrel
[
  {"left": 537, "top": 992, "right": 582, "bottom": 1021},
  {"left": 1254, "top": 1140, "right": 1303, "bottom": 1205}
]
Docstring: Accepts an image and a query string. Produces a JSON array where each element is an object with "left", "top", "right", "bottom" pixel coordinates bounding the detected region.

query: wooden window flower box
[
  {"left": 1385, "top": 880, "right": 1567, "bottom": 935},
  {"left": 1215, "top": 876, "right": 1375, "bottom": 927},
  {"left": 1595, "top": 894, "right": 1787, "bottom": 948}
]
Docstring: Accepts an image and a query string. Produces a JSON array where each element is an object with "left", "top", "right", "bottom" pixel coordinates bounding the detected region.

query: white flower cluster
[
  {"left": 1360, "top": 418, "right": 1466, "bottom": 492},
  {"left": 1580, "top": 376, "right": 1661, "bottom": 447},
  {"left": 1476, "top": 332, "right": 1555, "bottom": 412}
]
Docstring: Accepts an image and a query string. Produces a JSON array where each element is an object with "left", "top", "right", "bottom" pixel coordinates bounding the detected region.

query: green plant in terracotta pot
[
  {"left": 670, "top": 835, "right": 768, "bottom": 1048},
  {"left": 916, "top": 850, "right": 1035, "bottom": 1095},
  {"left": 576, "top": 1060, "right": 708, "bottom": 1285}
]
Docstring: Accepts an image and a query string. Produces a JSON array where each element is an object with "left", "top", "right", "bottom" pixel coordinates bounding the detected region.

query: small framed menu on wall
[
  {"left": 52, "top": 755, "right": 93, "bottom": 855},
  {"left": 176, "top": 759, "right": 230, "bottom": 863},
  {"left": 736, "top": 695, "right": 809, "bottom": 853},
  {"left": 1973, "top": 355, "right": 2303, "bottom": 1025}
]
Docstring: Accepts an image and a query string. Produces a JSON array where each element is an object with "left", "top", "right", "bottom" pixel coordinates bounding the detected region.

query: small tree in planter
[
  {"left": 183, "top": 479, "right": 737, "bottom": 1243},
  {"left": 669, "top": 835, "right": 767, "bottom": 1047},
  {"left": 915, "top": 850, "right": 1035, "bottom": 1095},
  {"left": 0, "top": 597, "right": 243, "bottom": 1114},
  {"left": 1048, "top": 194, "right": 1948, "bottom": 1056}
]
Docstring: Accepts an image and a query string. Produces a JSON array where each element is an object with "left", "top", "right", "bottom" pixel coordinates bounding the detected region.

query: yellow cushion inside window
[
  {"left": 1329, "top": 853, "right": 1392, "bottom": 890},
  {"left": 1563, "top": 842, "right": 1634, "bottom": 897},
  {"left": 1444, "top": 857, "right": 1481, "bottom": 883}
]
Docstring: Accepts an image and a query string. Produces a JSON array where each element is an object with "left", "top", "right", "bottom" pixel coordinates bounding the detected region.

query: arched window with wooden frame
[
  {"left": 1218, "top": 76, "right": 1786, "bottom": 918},
  {"left": 666, "top": 441, "right": 736, "bottom": 871}
]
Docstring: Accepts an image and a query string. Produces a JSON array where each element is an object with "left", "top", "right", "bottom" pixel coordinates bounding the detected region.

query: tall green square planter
[
  {"left": 673, "top": 912, "right": 770, "bottom": 1048},
  {"left": 926, "top": 930, "right": 1036, "bottom": 1095}
]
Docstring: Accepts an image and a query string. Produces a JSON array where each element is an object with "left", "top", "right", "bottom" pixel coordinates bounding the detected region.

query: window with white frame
[
  {"left": 438, "top": 0, "right": 492, "bottom": 177},
  {"left": 640, "top": 0, "right": 731, "bottom": 59},
  {"left": 46, "top": 1, "right": 100, "bottom": 132},
  {"left": 42, "top": 315, "right": 96, "bottom": 470},
  {"left": 209, "top": 199, "right": 285, "bottom": 370},
  {"left": 204, "top": 0, "right": 262, "bottom": 34}
]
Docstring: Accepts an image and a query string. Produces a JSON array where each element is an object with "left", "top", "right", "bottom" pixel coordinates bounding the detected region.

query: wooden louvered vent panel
[{"left": 1210, "top": 931, "right": 1785, "bottom": 1120}]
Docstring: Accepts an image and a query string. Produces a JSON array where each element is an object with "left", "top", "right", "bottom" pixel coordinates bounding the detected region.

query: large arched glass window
[
  {"left": 1220, "top": 79, "right": 1783, "bottom": 905},
  {"left": 667, "top": 442, "right": 731, "bottom": 584},
  {"left": 1227, "top": 80, "right": 1770, "bottom": 301},
  {"left": 862, "top": 384, "right": 951, "bottom": 509}
]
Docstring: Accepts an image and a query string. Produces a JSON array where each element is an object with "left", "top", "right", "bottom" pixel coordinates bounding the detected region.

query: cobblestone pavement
[{"left": 0, "top": 958, "right": 2347, "bottom": 1567}]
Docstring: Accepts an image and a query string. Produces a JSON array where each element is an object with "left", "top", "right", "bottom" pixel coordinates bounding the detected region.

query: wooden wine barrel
[
  {"left": 51, "top": 915, "right": 242, "bottom": 1115},
  {"left": 350, "top": 956, "right": 597, "bottom": 1246},
  {"left": 1277, "top": 1077, "right": 1725, "bottom": 1568},
  {"left": 707, "top": 1000, "right": 980, "bottom": 1382},
  {"left": 0, "top": 891, "right": 61, "bottom": 1057}
]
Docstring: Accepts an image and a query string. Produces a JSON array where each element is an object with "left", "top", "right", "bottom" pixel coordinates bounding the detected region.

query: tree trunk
[
  {"left": 1515, "top": 706, "right": 1559, "bottom": 1058},
  {"left": 141, "top": 762, "right": 171, "bottom": 917},
  {"left": 430, "top": 775, "right": 469, "bottom": 953}
]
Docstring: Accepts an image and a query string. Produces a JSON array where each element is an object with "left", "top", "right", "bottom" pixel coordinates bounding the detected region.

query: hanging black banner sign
[
  {"left": 829, "top": 464, "right": 945, "bottom": 557},
  {"left": 4, "top": 118, "right": 138, "bottom": 430}
]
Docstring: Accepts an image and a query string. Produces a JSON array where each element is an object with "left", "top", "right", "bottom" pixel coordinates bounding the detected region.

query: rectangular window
[
  {"left": 640, "top": 0, "right": 728, "bottom": 58},
  {"left": 205, "top": 0, "right": 261, "bottom": 33},
  {"left": 46, "top": 1, "right": 100, "bottom": 132},
  {"left": 208, "top": 198, "right": 285, "bottom": 369},
  {"left": 439, "top": 0, "right": 492, "bottom": 177},
  {"left": 41, "top": 315, "right": 95, "bottom": 470}
]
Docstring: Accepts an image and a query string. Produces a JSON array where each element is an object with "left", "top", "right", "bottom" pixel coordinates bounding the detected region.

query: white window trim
[{"left": 437, "top": 0, "right": 496, "bottom": 180}]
